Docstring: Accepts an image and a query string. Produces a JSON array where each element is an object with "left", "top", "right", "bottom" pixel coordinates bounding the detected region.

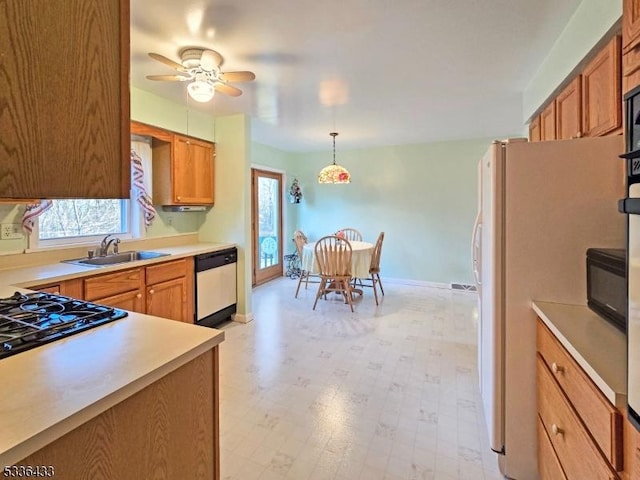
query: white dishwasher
[{"left": 194, "top": 247, "right": 237, "bottom": 327}]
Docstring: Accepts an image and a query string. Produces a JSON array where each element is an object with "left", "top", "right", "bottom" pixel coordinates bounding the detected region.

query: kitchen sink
[{"left": 63, "top": 250, "right": 170, "bottom": 267}]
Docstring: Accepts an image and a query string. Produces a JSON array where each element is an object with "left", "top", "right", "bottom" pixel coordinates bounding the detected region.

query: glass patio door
[{"left": 251, "top": 169, "right": 283, "bottom": 285}]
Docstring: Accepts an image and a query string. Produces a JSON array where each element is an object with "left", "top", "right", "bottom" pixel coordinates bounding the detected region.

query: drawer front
[
  {"left": 538, "top": 417, "right": 568, "bottom": 480},
  {"left": 84, "top": 268, "right": 144, "bottom": 301},
  {"left": 537, "top": 355, "right": 618, "bottom": 478},
  {"left": 146, "top": 259, "right": 188, "bottom": 285},
  {"left": 537, "top": 320, "right": 622, "bottom": 469}
]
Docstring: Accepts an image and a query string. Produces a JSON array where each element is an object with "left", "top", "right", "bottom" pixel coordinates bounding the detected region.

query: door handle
[
  {"left": 619, "top": 198, "right": 640, "bottom": 215},
  {"left": 471, "top": 215, "right": 482, "bottom": 286}
]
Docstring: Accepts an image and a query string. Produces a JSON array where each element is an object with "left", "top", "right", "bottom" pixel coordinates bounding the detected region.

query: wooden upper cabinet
[
  {"left": 624, "top": 0, "right": 640, "bottom": 52},
  {"left": 152, "top": 134, "right": 215, "bottom": 206},
  {"left": 529, "top": 115, "right": 541, "bottom": 142},
  {"left": 172, "top": 135, "right": 215, "bottom": 205},
  {"left": 0, "top": 1, "right": 130, "bottom": 199},
  {"left": 582, "top": 36, "right": 622, "bottom": 137},
  {"left": 540, "top": 101, "right": 557, "bottom": 141},
  {"left": 556, "top": 76, "right": 583, "bottom": 140}
]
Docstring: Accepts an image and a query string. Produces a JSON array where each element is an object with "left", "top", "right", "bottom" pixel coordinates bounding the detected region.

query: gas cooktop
[{"left": 0, "top": 291, "right": 128, "bottom": 359}]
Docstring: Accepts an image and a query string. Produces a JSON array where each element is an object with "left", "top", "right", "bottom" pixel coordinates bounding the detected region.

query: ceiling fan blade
[
  {"left": 214, "top": 83, "right": 243, "bottom": 97},
  {"left": 148, "top": 52, "right": 187, "bottom": 72},
  {"left": 200, "top": 49, "right": 223, "bottom": 71},
  {"left": 146, "top": 74, "right": 191, "bottom": 82},
  {"left": 219, "top": 71, "right": 256, "bottom": 83}
]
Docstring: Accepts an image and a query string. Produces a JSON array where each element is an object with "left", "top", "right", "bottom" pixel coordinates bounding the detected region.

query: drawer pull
[
  {"left": 551, "top": 424, "right": 564, "bottom": 436},
  {"left": 551, "top": 362, "right": 564, "bottom": 374}
]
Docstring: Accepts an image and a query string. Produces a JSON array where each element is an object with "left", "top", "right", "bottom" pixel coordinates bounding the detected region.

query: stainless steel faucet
[{"left": 99, "top": 234, "right": 120, "bottom": 256}]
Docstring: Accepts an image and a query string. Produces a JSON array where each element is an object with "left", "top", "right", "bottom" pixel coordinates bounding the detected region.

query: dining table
[{"left": 301, "top": 240, "right": 374, "bottom": 279}]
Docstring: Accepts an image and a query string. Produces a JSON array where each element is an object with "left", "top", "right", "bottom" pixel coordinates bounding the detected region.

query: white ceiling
[{"left": 130, "top": 0, "right": 582, "bottom": 152}]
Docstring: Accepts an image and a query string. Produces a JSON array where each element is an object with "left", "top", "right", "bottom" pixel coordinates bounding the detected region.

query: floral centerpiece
[
  {"left": 289, "top": 178, "right": 303, "bottom": 203},
  {"left": 336, "top": 230, "right": 345, "bottom": 239}
]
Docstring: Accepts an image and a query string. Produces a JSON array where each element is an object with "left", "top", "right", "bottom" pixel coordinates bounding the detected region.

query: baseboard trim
[
  {"left": 232, "top": 312, "right": 254, "bottom": 323},
  {"left": 383, "top": 277, "right": 477, "bottom": 293}
]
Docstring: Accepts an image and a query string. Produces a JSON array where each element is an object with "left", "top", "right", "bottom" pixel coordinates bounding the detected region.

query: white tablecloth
[{"left": 302, "top": 240, "right": 374, "bottom": 278}]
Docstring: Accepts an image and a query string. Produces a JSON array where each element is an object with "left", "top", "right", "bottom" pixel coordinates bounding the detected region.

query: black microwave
[{"left": 586, "top": 248, "right": 627, "bottom": 333}]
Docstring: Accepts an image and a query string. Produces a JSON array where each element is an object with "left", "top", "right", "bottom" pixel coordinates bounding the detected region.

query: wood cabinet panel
[
  {"left": 529, "top": 115, "right": 541, "bottom": 142},
  {"left": 131, "top": 121, "right": 172, "bottom": 142},
  {"left": 0, "top": 0, "right": 130, "bottom": 199},
  {"left": 582, "top": 36, "right": 622, "bottom": 137},
  {"left": 623, "top": 41, "right": 640, "bottom": 94},
  {"left": 172, "top": 135, "right": 215, "bottom": 205},
  {"left": 146, "top": 277, "right": 188, "bottom": 323},
  {"left": 556, "top": 76, "right": 583, "bottom": 140},
  {"left": 150, "top": 132, "right": 215, "bottom": 206},
  {"left": 624, "top": 0, "right": 640, "bottom": 53},
  {"left": 537, "top": 355, "right": 618, "bottom": 479},
  {"left": 146, "top": 258, "right": 188, "bottom": 285},
  {"left": 18, "top": 350, "right": 217, "bottom": 480},
  {"left": 538, "top": 418, "right": 568, "bottom": 480},
  {"left": 31, "top": 279, "right": 84, "bottom": 298},
  {"left": 537, "top": 320, "right": 623, "bottom": 469},
  {"left": 84, "top": 268, "right": 145, "bottom": 302},
  {"left": 93, "top": 289, "right": 144, "bottom": 313},
  {"left": 540, "top": 101, "right": 557, "bottom": 141}
]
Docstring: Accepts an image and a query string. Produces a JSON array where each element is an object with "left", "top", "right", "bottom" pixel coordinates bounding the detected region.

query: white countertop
[
  {"left": 0, "top": 242, "right": 230, "bottom": 466},
  {"left": 533, "top": 301, "right": 626, "bottom": 408},
  {"left": 0, "top": 242, "right": 235, "bottom": 288}
]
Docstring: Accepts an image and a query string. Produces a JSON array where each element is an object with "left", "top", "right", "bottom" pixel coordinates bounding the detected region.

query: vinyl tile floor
[{"left": 218, "top": 277, "right": 504, "bottom": 480}]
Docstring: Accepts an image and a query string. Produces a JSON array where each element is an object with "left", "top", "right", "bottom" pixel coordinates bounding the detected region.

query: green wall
[{"left": 256, "top": 138, "right": 492, "bottom": 285}]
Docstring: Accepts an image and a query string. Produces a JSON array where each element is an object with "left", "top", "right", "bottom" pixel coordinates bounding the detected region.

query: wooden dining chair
[
  {"left": 338, "top": 227, "right": 362, "bottom": 242},
  {"left": 313, "top": 235, "right": 355, "bottom": 312},
  {"left": 294, "top": 230, "right": 319, "bottom": 297},
  {"left": 360, "top": 232, "right": 385, "bottom": 305}
]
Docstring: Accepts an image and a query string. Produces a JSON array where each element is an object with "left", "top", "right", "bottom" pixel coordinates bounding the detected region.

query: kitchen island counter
[{"left": 0, "top": 281, "right": 224, "bottom": 471}]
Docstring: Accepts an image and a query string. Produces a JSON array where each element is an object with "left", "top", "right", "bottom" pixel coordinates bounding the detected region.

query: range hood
[{"left": 161, "top": 205, "right": 210, "bottom": 212}]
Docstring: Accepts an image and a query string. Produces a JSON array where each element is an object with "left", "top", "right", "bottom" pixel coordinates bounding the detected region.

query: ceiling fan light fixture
[
  {"left": 318, "top": 132, "right": 351, "bottom": 184},
  {"left": 187, "top": 79, "right": 215, "bottom": 102}
]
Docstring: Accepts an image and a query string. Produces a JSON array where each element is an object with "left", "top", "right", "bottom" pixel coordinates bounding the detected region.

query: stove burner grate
[{"left": 0, "top": 291, "right": 128, "bottom": 359}]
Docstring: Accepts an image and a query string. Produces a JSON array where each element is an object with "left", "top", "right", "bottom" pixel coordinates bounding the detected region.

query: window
[{"left": 33, "top": 199, "right": 132, "bottom": 248}]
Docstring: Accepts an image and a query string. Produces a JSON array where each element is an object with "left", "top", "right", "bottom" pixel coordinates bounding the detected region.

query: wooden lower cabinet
[
  {"left": 146, "top": 258, "right": 194, "bottom": 323},
  {"left": 79, "top": 258, "right": 194, "bottom": 322},
  {"left": 538, "top": 418, "right": 568, "bottom": 480},
  {"left": 31, "top": 278, "right": 83, "bottom": 298},
  {"left": 147, "top": 277, "right": 188, "bottom": 322},
  {"left": 537, "top": 319, "right": 622, "bottom": 479},
  {"left": 84, "top": 267, "right": 146, "bottom": 314},
  {"left": 96, "top": 289, "right": 144, "bottom": 312},
  {"left": 17, "top": 348, "right": 219, "bottom": 480}
]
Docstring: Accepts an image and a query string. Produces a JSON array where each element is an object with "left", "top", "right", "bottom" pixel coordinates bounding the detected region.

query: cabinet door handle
[
  {"left": 176, "top": 196, "right": 182, "bottom": 201},
  {"left": 136, "top": 293, "right": 142, "bottom": 299},
  {"left": 551, "top": 424, "right": 564, "bottom": 436},
  {"left": 551, "top": 362, "right": 564, "bottom": 374},
  {"left": 149, "top": 289, "right": 155, "bottom": 295}
]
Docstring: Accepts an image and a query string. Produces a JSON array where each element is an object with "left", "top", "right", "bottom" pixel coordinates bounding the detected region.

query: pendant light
[{"left": 318, "top": 132, "right": 351, "bottom": 184}]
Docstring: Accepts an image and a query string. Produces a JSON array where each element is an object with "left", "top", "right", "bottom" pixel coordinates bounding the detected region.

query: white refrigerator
[{"left": 471, "top": 136, "right": 626, "bottom": 480}]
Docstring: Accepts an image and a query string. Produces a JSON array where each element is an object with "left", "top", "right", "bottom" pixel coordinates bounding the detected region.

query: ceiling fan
[{"left": 146, "top": 48, "right": 255, "bottom": 103}]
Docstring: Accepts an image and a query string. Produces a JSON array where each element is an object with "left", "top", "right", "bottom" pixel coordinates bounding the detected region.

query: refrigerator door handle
[
  {"left": 619, "top": 198, "right": 640, "bottom": 215},
  {"left": 472, "top": 214, "right": 482, "bottom": 286}
]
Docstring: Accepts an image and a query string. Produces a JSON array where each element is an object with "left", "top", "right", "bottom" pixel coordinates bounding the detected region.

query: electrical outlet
[{"left": 1, "top": 223, "right": 23, "bottom": 240}]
